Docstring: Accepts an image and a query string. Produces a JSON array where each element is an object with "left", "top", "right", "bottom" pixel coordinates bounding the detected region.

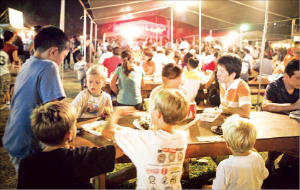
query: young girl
[
  {"left": 149, "top": 63, "right": 187, "bottom": 109},
  {"left": 72, "top": 65, "right": 113, "bottom": 118},
  {"left": 110, "top": 49, "right": 145, "bottom": 110}
]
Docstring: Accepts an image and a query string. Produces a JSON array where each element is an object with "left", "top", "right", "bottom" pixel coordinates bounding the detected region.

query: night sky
[{"left": 0, "top": 0, "right": 87, "bottom": 36}]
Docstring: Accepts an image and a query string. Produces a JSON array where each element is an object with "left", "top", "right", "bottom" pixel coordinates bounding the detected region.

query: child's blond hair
[
  {"left": 222, "top": 115, "right": 257, "bottom": 153},
  {"left": 86, "top": 65, "right": 108, "bottom": 82},
  {"left": 154, "top": 89, "right": 189, "bottom": 125},
  {"left": 31, "top": 102, "right": 76, "bottom": 146}
]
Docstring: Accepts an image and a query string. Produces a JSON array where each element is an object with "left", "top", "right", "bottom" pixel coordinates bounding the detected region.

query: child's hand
[{"left": 99, "top": 107, "right": 112, "bottom": 120}]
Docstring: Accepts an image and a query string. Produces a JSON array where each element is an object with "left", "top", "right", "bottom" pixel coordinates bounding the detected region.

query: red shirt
[
  {"left": 202, "top": 60, "right": 216, "bottom": 72},
  {"left": 103, "top": 56, "right": 122, "bottom": 77},
  {"left": 3, "top": 43, "right": 18, "bottom": 63}
]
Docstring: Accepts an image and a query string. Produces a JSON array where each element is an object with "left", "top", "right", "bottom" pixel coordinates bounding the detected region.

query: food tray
[
  {"left": 198, "top": 108, "right": 223, "bottom": 122},
  {"left": 81, "top": 120, "right": 106, "bottom": 136}
]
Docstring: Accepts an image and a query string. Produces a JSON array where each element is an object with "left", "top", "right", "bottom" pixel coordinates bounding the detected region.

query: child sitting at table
[
  {"left": 206, "top": 115, "right": 269, "bottom": 190},
  {"left": 149, "top": 63, "right": 187, "bottom": 109},
  {"left": 17, "top": 101, "right": 122, "bottom": 189},
  {"left": 102, "top": 89, "right": 190, "bottom": 190},
  {"left": 73, "top": 53, "right": 87, "bottom": 91},
  {"left": 72, "top": 65, "right": 113, "bottom": 119},
  {"left": 181, "top": 57, "right": 211, "bottom": 103}
]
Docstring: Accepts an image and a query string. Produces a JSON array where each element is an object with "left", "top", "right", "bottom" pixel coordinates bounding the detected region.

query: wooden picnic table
[{"left": 73, "top": 111, "right": 299, "bottom": 161}]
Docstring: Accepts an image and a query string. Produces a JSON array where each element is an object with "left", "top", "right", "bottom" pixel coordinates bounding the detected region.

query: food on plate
[
  {"left": 134, "top": 115, "right": 152, "bottom": 130},
  {"left": 204, "top": 108, "right": 222, "bottom": 115},
  {"left": 211, "top": 126, "right": 223, "bottom": 135},
  {"left": 91, "top": 126, "right": 103, "bottom": 133}
]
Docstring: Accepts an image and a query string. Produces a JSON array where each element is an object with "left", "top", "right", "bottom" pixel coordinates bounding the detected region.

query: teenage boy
[
  {"left": 217, "top": 53, "right": 251, "bottom": 118},
  {"left": 2, "top": 26, "right": 69, "bottom": 174}
]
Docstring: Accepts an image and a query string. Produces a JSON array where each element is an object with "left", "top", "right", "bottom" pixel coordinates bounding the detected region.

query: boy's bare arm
[{"left": 102, "top": 107, "right": 136, "bottom": 141}]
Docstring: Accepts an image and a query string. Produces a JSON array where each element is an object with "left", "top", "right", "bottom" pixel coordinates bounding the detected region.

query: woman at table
[
  {"left": 110, "top": 49, "right": 145, "bottom": 110},
  {"left": 142, "top": 49, "right": 156, "bottom": 75}
]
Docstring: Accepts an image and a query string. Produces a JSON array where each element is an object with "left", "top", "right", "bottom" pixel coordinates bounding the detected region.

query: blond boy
[
  {"left": 211, "top": 115, "right": 269, "bottom": 189},
  {"left": 17, "top": 101, "right": 122, "bottom": 189},
  {"left": 102, "top": 89, "right": 190, "bottom": 190},
  {"left": 72, "top": 65, "right": 113, "bottom": 118}
]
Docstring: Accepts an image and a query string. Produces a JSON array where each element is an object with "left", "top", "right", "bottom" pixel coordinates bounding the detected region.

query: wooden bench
[{"left": 250, "top": 89, "right": 266, "bottom": 95}]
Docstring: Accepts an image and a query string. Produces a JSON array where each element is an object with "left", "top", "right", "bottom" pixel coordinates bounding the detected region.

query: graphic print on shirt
[
  {"left": 145, "top": 147, "right": 185, "bottom": 188},
  {"left": 85, "top": 101, "right": 99, "bottom": 116}
]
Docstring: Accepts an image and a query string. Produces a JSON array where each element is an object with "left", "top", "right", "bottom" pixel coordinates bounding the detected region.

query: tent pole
[
  {"left": 83, "top": 10, "right": 87, "bottom": 63},
  {"left": 209, "top": 30, "right": 212, "bottom": 47},
  {"left": 95, "top": 23, "right": 97, "bottom": 55},
  {"left": 59, "top": 0, "right": 65, "bottom": 82},
  {"left": 256, "top": 0, "right": 269, "bottom": 110},
  {"left": 171, "top": 5, "right": 174, "bottom": 50},
  {"left": 291, "top": 18, "right": 295, "bottom": 46},
  {"left": 90, "top": 20, "right": 93, "bottom": 65},
  {"left": 199, "top": 1, "right": 201, "bottom": 51}
]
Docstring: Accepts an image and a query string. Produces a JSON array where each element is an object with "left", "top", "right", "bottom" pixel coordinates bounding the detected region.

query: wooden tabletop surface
[{"left": 73, "top": 111, "right": 299, "bottom": 160}]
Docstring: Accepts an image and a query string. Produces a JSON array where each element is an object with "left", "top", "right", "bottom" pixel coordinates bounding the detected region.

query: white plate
[
  {"left": 133, "top": 119, "right": 153, "bottom": 130},
  {"left": 289, "top": 110, "right": 300, "bottom": 120},
  {"left": 81, "top": 120, "right": 106, "bottom": 136}
]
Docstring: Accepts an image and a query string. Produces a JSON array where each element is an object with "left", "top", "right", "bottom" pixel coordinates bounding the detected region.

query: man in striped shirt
[{"left": 216, "top": 54, "right": 251, "bottom": 118}]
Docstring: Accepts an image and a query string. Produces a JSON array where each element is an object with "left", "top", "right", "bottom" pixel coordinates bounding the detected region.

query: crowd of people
[{"left": 0, "top": 25, "right": 299, "bottom": 189}]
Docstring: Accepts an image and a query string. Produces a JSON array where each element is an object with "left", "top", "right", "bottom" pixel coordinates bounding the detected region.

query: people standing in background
[
  {"left": 85, "top": 34, "right": 96, "bottom": 67},
  {"left": 28, "top": 25, "right": 42, "bottom": 55},
  {"left": 0, "top": 38, "right": 11, "bottom": 109},
  {"left": 72, "top": 35, "right": 81, "bottom": 64},
  {"left": 63, "top": 37, "right": 73, "bottom": 69},
  {"left": 73, "top": 53, "right": 87, "bottom": 91},
  {"left": 13, "top": 34, "right": 25, "bottom": 64},
  {"left": 99, "top": 45, "right": 113, "bottom": 65},
  {"left": 3, "top": 31, "right": 21, "bottom": 99}
]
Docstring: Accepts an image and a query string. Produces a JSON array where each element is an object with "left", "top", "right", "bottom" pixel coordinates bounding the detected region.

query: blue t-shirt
[
  {"left": 2, "top": 56, "right": 66, "bottom": 158},
  {"left": 116, "top": 65, "right": 144, "bottom": 105}
]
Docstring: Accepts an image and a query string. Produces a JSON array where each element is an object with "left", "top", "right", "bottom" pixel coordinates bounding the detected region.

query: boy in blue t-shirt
[{"left": 3, "top": 26, "right": 69, "bottom": 174}]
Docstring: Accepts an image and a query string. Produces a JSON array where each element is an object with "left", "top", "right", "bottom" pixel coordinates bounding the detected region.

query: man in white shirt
[{"left": 98, "top": 45, "right": 113, "bottom": 64}]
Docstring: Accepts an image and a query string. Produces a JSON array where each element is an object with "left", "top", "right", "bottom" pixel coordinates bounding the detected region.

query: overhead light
[{"left": 240, "top": 24, "right": 248, "bottom": 32}]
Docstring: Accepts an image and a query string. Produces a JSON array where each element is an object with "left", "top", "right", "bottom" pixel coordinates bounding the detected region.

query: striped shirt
[{"left": 219, "top": 79, "right": 251, "bottom": 108}]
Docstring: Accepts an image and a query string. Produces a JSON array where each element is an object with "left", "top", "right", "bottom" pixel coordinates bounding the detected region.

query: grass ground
[{"left": 0, "top": 59, "right": 298, "bottom": 189}]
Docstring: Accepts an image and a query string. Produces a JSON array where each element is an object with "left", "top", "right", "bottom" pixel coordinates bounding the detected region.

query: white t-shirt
[
  {"left": 212, "top": 151, "right": 269, "bottom": 190},
  {"left": 115, "top": 128, "right": 188, "bottom": 190},
  {"left": 181, "top": 69, "right": 208, "bottom": 102},
  {"left": 74, "top": 61, "right": 87, "bottom": 80},
  {"left": 71, "top": 89, "right": 113, "bottom": 118},
  {"left": 152, "top": 53, "right": 166, "bottom": 77},
  {"left": 0, "top": 50, "right": 10, "bottom": 76},
  {"left": 98, "top": 52, "right": 113, "bottom": 64}
]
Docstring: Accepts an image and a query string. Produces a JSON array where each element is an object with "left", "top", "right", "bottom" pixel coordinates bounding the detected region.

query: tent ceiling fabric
[{"left": 85, "top": 0, "right": 299, "bottom": 32}]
